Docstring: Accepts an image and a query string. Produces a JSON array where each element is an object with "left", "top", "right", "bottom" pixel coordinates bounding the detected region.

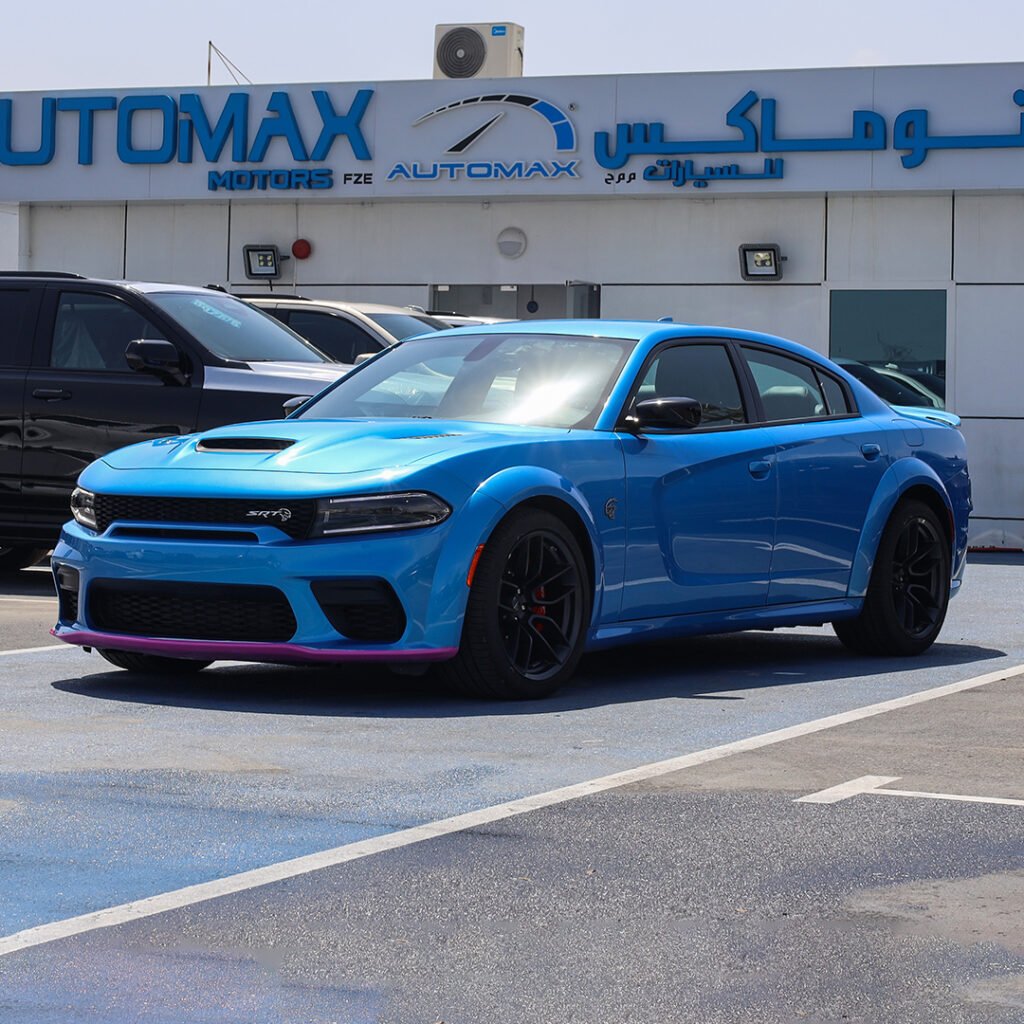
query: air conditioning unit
[{"left": 433, "top": 23, "right": 524, "bottom": 80}]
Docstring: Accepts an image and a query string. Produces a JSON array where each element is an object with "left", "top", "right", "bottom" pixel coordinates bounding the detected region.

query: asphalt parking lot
[{"left": 1, "top": 555, "right": 1022, "bottom": 1023}]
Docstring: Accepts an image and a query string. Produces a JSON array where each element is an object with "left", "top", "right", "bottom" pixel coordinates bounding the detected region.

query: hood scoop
[
  {"left": 395, "top": 433, "right": 463, "bottom": 440},
  {"left": 196, "top": 437, "right": 296, "bottom": 453}
]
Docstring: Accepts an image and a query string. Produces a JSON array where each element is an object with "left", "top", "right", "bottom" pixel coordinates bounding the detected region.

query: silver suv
[{"left": 241, "top": 296, "right": 449, "bottom": 366}]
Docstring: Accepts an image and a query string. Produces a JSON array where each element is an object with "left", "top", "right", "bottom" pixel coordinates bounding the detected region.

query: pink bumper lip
[{"left": 51, "top": 627, "right": 458, "bottom": 665}]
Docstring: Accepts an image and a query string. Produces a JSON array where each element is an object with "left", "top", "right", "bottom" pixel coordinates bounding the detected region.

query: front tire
[
  {"left": 97, "top": 649, "right": 212, "bottom": 675},
  {"left": 442, "top": 509, "right": 591, "bottom": 700},
  {"left": 834, "top": 499, "right": 951, "bottom": 656},
  {"left": 0, "top": 546, "right": 49, "bottom": 573}
]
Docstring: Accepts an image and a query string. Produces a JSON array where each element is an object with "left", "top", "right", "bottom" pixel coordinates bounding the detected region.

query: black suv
[{"left": 0, "top": 273, "right": 346, "bottom": 571}]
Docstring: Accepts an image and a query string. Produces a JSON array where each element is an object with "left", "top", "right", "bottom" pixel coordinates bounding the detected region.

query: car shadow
[
  {"left": 1, "top": 567, "right": 56, "bottom": 599},
  {"left": 51, "top": 629, "right": 1007, "bottom": 719}
]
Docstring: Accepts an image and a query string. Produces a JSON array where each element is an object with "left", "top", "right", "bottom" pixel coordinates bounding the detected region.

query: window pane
[
  {"left": 51, "top": 292, "right": 166, "bottom": 371},
  {"left": 818, "top": 372, "right": 850, "bottom": 415},
  {"left": 641, "top": 345, "right": 745, "bottom": 426},
  {"left": 287, "top": 311, "right": 380, "bottom": 364},
  {"left": 829, "top": 290, "right": 946, "bottom": 409},
  {"left": 743, "top": 348, "right": 828, "bottom": 422}
]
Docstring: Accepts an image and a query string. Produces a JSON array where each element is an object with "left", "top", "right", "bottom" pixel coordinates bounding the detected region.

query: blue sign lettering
[
  {"left": 56, "top": 97, "right": 116, "bottom": 164},
  {"left": 0, "top": 97, "right": 57, "bottom": 165},
  {"left": 117, "top": 95, "right": 177, "bottom": 164},
  {"left": 179, "top": 92, "right": 249, "bottom": 163}
]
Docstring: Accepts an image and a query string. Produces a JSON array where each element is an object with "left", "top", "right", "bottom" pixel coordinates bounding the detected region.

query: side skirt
[{"left": 586, "top": 598, "right": 863, "bottom": 651}]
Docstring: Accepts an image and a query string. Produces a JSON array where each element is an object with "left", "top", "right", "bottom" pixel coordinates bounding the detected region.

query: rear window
[{"left": 366, "top": 312, "right": 448, "bottom": 341}]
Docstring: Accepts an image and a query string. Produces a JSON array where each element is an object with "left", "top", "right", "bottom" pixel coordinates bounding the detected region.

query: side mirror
[
  {"left": 125, "top": 339, "right": 187, "bottom": 386},
  {"left": 282, "top": 395, "right": 311, "bottom": 417},
  {"left": 354, "top": 351, "right": 376, "bottom": 365},
  {"left": 631, "top": 396, "right": 703, "bottom": 431}
]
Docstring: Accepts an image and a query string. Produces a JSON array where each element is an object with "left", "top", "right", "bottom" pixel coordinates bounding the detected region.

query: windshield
[
  {"left": 366, "top": 312, "right": 449, "bottom": 341},
  {"left": 148, "top": 292, "right": 329, "bottom": 363},
  {"left": 298, "top": 332, "right": 636, "bottom": 429}
]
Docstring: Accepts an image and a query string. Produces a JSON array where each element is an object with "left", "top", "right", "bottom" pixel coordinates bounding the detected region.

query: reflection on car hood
[{"left": 99, "top": 417, "right": 570, "bottom": 476}]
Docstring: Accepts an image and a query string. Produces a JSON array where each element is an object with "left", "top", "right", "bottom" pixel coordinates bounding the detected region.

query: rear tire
[
  {"left": 97, "top": 649, "right": 212, "bottom": 674},
  {"left": 441, "top": 508, "right": 591, "bottom": 700},
  {"left": 834, "top": 499, "right": 950, "bottom": 656},
  {"left": 0, "top": 546, "right": 49, "bottom": 573}
]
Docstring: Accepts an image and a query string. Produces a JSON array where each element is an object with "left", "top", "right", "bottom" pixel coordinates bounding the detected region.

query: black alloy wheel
[
  {"left": 890, "top": 513, "right": 946, "bottom": 638},
  {"left": 834, "top": 499, "right": 951, "bottom": 656},
  {"left": 442, "top": 508, "right": 591, "bottom": 699}
]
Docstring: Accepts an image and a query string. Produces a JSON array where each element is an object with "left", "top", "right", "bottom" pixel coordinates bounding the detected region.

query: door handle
[
  {"left": 32, "top": 388, "right": 72, "bottom": 401},
  {"left": 860, "top": 443, "right": 882, "bottom": 461},
  {"left": 748, "top": 459, "right": 773, "bottom": 479}
]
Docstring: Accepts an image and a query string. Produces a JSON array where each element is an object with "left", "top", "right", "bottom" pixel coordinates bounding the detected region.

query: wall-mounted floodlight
[
  {"left": 739, "top": 243, "right": 783, "bottom": 281},
  {"left": 243, "top": 244, "right": 283, "bottom": 279}
]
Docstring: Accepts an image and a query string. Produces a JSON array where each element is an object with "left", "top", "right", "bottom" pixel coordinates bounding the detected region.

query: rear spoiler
[{"left": 891, "top": 405, "right": 961, "bottom": 428}]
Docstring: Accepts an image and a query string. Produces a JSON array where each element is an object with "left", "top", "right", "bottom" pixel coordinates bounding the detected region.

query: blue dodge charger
[{"left": 52, "top": 321, "right": 971, "bottom": 699}]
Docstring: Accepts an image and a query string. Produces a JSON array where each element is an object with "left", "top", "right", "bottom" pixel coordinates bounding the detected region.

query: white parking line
[
  {"left": 798, "top": 774, "right": 1024, "bottom": 807},
  {"left": 0, "top": 644, "right": 70, "bottom": 657},
  {"left": 0, "top": 596, "right": 57, "bottom": 604},
  {"left": 1, "top": 660, "right": 1023, "bottom": 959}
]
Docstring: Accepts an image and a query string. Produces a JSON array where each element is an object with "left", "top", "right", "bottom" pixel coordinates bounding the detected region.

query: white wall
[
  {"left": 0, "top": 204, "right": 22, "bottom": 270},
  {"left": 27, "top": 205, "right": 126, "bottom": 278}
]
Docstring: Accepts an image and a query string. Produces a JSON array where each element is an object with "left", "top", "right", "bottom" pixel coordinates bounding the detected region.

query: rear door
[
  {"left": 618, "top": 340, "right": 777, "bottom": 619},
  {"left": 22, "top": 286, "right": 203, "bottom": 528},
  {"left": 0, "top": 284, "right": 42, "bottom": 535},
  {"left": 738, "top": 344, "right": 890, "bottom": 604}
]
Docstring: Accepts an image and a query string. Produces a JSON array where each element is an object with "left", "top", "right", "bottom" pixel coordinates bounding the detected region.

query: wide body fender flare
[
  {"left": 848, "top": 457, "right": 956, "bottom": 599},
  {"left": 422, "top": 468, "right": 604, "bottom": 649}
]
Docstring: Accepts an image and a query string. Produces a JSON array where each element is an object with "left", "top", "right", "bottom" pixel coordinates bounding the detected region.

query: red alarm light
[{"left": 291, "top": 239, "right": 312, "bottom": 260}]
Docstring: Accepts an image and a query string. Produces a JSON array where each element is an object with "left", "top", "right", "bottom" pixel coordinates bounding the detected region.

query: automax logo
[
  {"left": 386, "top": 93, "right": 580, "bottom": 183},
  {"left": 0, "top": 89, "right": 374, "bottom": 193}
]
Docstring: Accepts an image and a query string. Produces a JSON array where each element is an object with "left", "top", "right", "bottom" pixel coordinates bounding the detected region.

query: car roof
[
  {"left": 243, "top": 296, "right": 437, "bottom": 316},
  {"left": 413, "top": 318, "right": 832, "bottom": 362}
]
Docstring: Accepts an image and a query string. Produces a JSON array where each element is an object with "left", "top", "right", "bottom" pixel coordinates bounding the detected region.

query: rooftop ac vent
[{"left": 433, "top": 23, "right": 524, "bottom": 80}]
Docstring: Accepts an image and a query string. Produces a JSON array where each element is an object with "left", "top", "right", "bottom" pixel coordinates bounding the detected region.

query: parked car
[
  {"left": 52, "top": 321, "right": 970, "bottom": 699},
  {"left": 425, "top": 311, "right": 514, "bottom": 328},
  {"left": 0, "top": 273, "right": 347, "bottom": 571},
  {"left": 834, "top": 359, "right": 934, "bottom": 408},
  {"left": 240, "top": 296, "right": 449, "bottom": 365},
  {"left": 871, "top": 365, "right": 945, "bottom": 408}
]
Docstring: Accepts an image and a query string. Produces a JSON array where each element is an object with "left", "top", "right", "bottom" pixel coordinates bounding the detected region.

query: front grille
[
  {"left": 88, "top": 580, "right": 297, "bottom": 642},
  {"left": 312, "top": 579, "right": 407, "bottom": 643},
  {"left": 93, "top": 494, "right": 316, "bottom": 540}
]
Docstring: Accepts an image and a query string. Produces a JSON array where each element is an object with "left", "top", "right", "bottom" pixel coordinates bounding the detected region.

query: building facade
[{"left": 1, "top": 62, "right": 1021, "bottom": 546}]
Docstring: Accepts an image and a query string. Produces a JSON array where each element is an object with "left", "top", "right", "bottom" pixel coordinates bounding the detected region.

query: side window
[
  {"left": 742, "top": 348, "right": 829, "bottom": 422},
  {"left": 286, "top": 311, "right": 381, "bottom": 365},
  {"left": 51, "top": 292, "right": 166, "bottom": 372},
  {"left": 818, "top": 371, "right": 852, "bottom": 415},
  {"left": 638, "top": 344, "right": 746, "bottom": 426},
  {"left": 0, "top": 290, "right": 31, "bottom": 367}
]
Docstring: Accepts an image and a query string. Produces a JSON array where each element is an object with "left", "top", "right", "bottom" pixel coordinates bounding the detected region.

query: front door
[
  {"left": 22, "top": 287, "right": 202, "bottom": 532},
  {"left": 619, "top": 341, "right": 776, "bottom": 619}
]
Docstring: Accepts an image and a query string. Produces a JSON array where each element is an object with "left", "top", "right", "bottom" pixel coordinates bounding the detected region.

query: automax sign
[{"left": 2, "top": 63, "right": 1024, "bottom": 202}]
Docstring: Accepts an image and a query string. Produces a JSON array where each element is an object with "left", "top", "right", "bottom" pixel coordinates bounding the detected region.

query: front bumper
[{"left": 52, "top": 517, "right": 468, "bottom": 663}]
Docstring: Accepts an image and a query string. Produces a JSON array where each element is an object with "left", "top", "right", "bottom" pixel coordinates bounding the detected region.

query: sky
[{"left": 2, "top": 0, "right": 1023, "bottom": 92}]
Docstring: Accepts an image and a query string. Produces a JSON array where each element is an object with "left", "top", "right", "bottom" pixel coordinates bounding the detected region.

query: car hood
[{"left": 98, "top": 418, "right": 571, "bottom": 477}]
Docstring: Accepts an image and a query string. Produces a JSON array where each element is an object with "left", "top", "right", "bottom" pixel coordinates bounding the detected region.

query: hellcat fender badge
[{"left": 604, "top": 498, "right": 618, "bottom": 520}]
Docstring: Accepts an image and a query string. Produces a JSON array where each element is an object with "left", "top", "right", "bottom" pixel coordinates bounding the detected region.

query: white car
[{"left": 241, "top": 296, "right": 449, "bottom": 366}]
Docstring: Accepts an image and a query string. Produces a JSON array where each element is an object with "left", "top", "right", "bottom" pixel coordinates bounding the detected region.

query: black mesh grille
[
  {"left": 93, "top": 494, "right": 316, "bottom": 540},
  {"left": 88, "top": 580, "right": 297, "bottom": 642},
  {"left": 56, "top": 565, "right": 80, "bottom": 624},
  {"left": 312, "top": 579, "right": 406, "bottom": 643}
]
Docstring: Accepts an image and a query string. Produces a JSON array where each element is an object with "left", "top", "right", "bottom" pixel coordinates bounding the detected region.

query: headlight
[
  {"left": 70, "top": 487, "right": 98, "bottom": 530},
  {"left": 311, "top": 492, "right": 451, "bottom": 537}
]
